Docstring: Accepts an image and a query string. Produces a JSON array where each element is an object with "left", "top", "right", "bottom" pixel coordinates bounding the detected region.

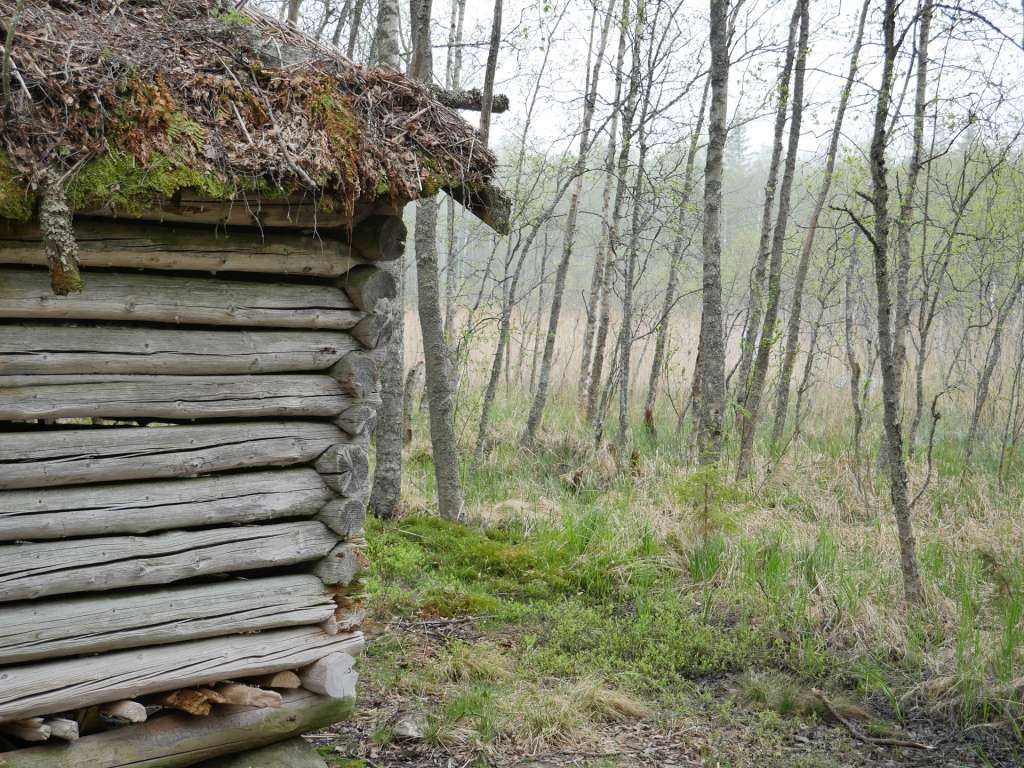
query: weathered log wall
[{"left": 0, "top": 208, "right": 393, "bottom": 764}]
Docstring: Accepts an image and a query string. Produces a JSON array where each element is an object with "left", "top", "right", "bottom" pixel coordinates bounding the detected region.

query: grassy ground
[{"left": 315, "top": 391, "right": 1024, "bottom": 767}]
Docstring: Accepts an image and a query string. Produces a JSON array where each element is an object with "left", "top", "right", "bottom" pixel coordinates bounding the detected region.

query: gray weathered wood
[
  {"left": 328, "top": 351, "right": 379, "bottom": 398},
  {"left": 334, "top": 403, "right": 379, "bottom": 436},
  {"left": 0, "top": 375, "right": 352, "bottom": 422},
  {"left": 0, "top": 628, "right": 363, "bottom": 724},
  {"left": 0, "top": 521, "right": 337, "bottom": 602},
  {"left": 0, "top": 689, "right": 353, "bottom": 768},
  {"left": 196, "top": 737, "right": 328, "bottom": 768},
  {"left": 0, "top": 421, "right": 344, "bottom": 490},
  {"left": 41, "top": 719, "right": 78, "bottom": 743},
  {"left": 0, "top": 219, "right": 365, "bottom": 277},
  {"left": 0, "top": 575, "right": 336, "bottom": 664},
  {"left": 0, "top": 325, "right": 359, "bottom": 376},
  {"left": 298, "top": 653, "right": 358, "bottom": 699},
  {"left": 349, "top": 312, "right": 391, "bottom": 349},
  {"left": 0, "top": 268, "right": 363, "bottom": 329},
  {"left": 336, "top": 265, "right": 397, "bottom": 312},
  {"left": 313, "top": 443, "right": 370, "bottom": 496},
  {"left": 311, "top": 543, "right": 368, "bottom": 587},
  {"left": 316, "top": 496, "right": 365, "bottom": 539},
  {"left": 0, "top": 468, "right": 331, "bottom": 542},
  {"left": 349, "top": 215, "right": 406, "bottom": 262}
]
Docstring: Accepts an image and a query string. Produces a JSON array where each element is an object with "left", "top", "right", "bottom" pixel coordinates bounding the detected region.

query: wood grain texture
[
  {"left": 0, "top": 375, "right": 353, "bottom": 421},
  {"left": 0, "top": 629, "right": 363, "bottom": 724},
  {"left": 0, "top": 324, "right": 359, "bottom": 375},
  {"left": 0, "top": 218, "right": 363, "bottom": 276},
  {"left": 0, "top": 421, "right": 344, "bottom": 490},
  {"left": 0, "top": 268, "right": 364, "bottom": 329},
  {"left": 0, "top": 520, "right": 338, "bottom": 602},
  {"left": 0, "top": 575, "right": 336, "bottom": 664},
  {"left": 0, "top": 468, "right": 331, "bottom": 541},
  {"left": 0, "top": 689, "right": 354, "bottom": 768}
]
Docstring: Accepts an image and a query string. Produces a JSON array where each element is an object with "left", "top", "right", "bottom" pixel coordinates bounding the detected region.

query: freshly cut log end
[
  {"left": 41, "top": 718, "right": 78, "bottom": 742},
  {"left": 0, "top": 720, "right": 51, "bottom": 743},
  {"left": 0, "top": 689, "right": 356, "bottom": 768},
  {"left": 213, "top": 683, "right": 282, "bottom": 709},
  {"left": 98, "top": 700, "right": 148, "bottom": 725},
  {"left": 337, "top": 265, "right": 398, "bottom": 312},
  {"left": 298, "top": 652, "right": 358, "bottom": 699},
  {"left": 246, "top": 671, "right": 302, "bottom": 691},
  {"left": 312, "top": 543, "right": 369, "bottom": 587},
  {"left": 328, "top": 352, "right": 379, "bottom": 399},
  {"left": 349, "top": 215, "right": 406, "bottom": 262},
  {"left": 154, "top": 689, "right": 213, "bottom": 717}
]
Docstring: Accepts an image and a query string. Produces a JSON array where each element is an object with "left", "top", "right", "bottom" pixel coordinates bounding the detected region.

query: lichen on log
[{"left": 38, "top": 169, "right": 82, "bottom": 295}]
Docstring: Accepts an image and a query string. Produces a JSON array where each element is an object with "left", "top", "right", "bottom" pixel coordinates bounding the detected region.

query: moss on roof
[{"left": 0, "top": 0, "right": 505, "bottom": 228}]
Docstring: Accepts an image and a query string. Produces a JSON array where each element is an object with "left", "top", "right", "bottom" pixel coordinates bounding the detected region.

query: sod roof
[{"left": 0, "top": 0, "right": 509, "bottom": 232}]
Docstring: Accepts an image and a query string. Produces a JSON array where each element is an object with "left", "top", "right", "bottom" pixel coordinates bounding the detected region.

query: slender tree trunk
[
  {"left": 367, "top": 0, "right": 404, "bottom": 520},
  {"left": 579, "top": 2, "right": 622, "bottom": 409},
  {"left": 696, "top": 0, "right": 730, "bottom": 464},
  {"left": 865, "top": 0, "right": 924, "bottom": 606},
  {"left": 522, "top": 0, "right": 617, "bottom": 444},
  {"left": 443, "top": 0, "right": 467, "bottom": 338},
  {"left": 616, "top": 0, "right": 647, "bottom": 458},
  {"left": 331, "top": 0, "right": 354, "bottom": 47},
  {"left": 287, "top": 0, "right": 302, "bottom": 28},
  {"left": 644, "top": 76, "right": 709, "bottom": 435},
  {"left": 345, "top": 0, "right": 366, "bottom": 60},
  {"left": 408, "top": 0, "right": 465, "bottom": 522},
  {"left": 965, "top": 278, "right": 1023, "bottom": 467},
  {"left": 478, "top": 0, "right": 503, "bottom": 146},
  {"left": 844, "top": 236, "right": 865, "bottom": 465},
  {"left": 734, "top": 1, "right": 801, "bottom": 406},
  {"left": 736, "top": 0, "right": 808, "bottom": 479},
  {"left": 770, "top": 0, "right": 869, "bottom": 446}
]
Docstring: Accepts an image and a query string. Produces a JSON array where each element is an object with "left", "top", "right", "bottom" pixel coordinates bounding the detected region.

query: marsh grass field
[{"left": 315, "top": 346, "right": 1024, "bottom": 767}]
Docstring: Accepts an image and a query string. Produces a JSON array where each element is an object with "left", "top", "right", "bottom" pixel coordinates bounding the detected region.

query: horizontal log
[
  {"left": 0, "top": 575, "right": 336, "bottom": 665},
  {"left": 0, "top": 421, "right": 345, "bottom": 490},
  {"left": 0, "top": 468, "right": 331, "bottom": 542},
  {"left": 0, "top": 627, "right": 363, "bottom": 724},
  {"left": 0, "top": 324, "right": 359, "bottom": 376},
  {"left": 0, "top": 521, "right": 337, "bottom": 602},
  {"left": 0, "top": 268, "right": 364, "bottom": 329},
  {"left": 0, "top": 219, "right": 364, "bottom": 277},
  {"left": 0, "top": 688, "right": 354, "bottom": 768},
  {"left": 196, "top": 737, "right": 329, "bottom": 768},
  {"left": 0, "top": 375, "right": 354, "bottom": 422},
  {"left": 430, "top": 86, "right": 511, "bottom": 114}
]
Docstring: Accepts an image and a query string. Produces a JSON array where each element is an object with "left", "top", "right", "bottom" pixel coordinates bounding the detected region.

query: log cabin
[{"left": 0, "top": 2, "right": 508, "bottom": 766}]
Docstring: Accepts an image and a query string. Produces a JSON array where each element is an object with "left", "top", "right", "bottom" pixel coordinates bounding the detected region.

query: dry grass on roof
[{"left": 0, "top": 0, "right": 498, "bottom": 219}]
